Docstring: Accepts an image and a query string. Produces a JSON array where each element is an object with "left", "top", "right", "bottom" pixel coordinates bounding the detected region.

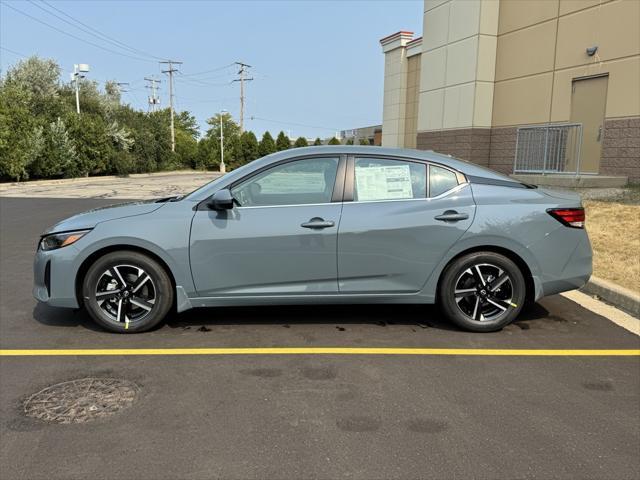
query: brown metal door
[{"left": 570, "top": 75, "right": 608, "bottom": 174}]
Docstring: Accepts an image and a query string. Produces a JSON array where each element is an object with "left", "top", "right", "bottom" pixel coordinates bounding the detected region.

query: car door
[
  {"left": 189, "top": 156, "right": 345, "bottom": 296},
  {"left": 337, "top": 156, "right": 475, "bottom": 293}
]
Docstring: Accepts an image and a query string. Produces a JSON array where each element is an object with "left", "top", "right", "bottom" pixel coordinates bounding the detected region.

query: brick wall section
[
  {"left": 601, "top": 117, "right": 640, "bottom": 183},
  {"left": 416, "top": 128, "right": 491, "bottom": 166},
  {"left": 417, "top": 120, "right": 638, "bottom": 180},
  {"left": 488, "top": 127, "right": 517, "bottom": 175}
]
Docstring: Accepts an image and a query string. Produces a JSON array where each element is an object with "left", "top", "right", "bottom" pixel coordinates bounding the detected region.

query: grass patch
[{"left": 584, "top": 197, "right": 640, "bottom": 293}]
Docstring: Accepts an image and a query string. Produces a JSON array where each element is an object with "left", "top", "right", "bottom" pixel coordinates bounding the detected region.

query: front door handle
[
  {"left": 435, "top": 210, "right": 469, "bottom": 222},
  {"left": 301, "top": 217, "right": 335, "bottom": 229}
]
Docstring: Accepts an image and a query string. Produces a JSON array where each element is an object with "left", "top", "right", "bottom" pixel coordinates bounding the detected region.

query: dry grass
[{"left": 584, "top": 200, "right": 640, "bottom": 293}]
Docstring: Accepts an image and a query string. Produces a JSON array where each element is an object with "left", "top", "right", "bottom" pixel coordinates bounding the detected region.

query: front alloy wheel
[
  {"left": 83, "top": 251, "right": 173, "bottom": 333},
  {"left": 438, "top": 252, "right": 526, "bottom": 332},
  {"left": 95, "top": 265, "right": 157, "bottom": 328}
]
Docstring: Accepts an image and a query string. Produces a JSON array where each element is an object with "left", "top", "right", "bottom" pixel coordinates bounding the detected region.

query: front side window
[
  {"left": 429, "top": 165, "right": 459, "bottom": 197},
  {"left": 354, "top": 158, "right": 426, "bottom": 202},
  {"left": 231, "top": 157, "right": 339, "bottom": 207}
]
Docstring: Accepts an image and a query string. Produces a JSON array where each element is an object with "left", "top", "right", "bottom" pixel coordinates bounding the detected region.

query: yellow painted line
[{"left": 0, "top": 348, "right": 639, "bottom": 357}]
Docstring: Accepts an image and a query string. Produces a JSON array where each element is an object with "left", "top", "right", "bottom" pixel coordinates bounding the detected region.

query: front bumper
[{"left": 33, "top": 246, "right": 81, "bottom": 309}]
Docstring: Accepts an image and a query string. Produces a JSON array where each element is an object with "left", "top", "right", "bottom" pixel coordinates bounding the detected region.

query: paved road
[
  {"left": 1, "top": 198, "right": 639, "bottom": 480},
  {"left": 0, "top": 171, "right": 221, "bottom": 199}
]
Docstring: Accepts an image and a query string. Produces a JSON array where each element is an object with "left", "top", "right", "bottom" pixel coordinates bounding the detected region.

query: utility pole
[
  {"left": 144, "top": 77, "right": 161, "bottom": 112},
  {"left": 71, "top": 64, "right": 90, "bottom": 114},
  {"left": 112, "top": 82, "right": 129, "bottom": 105},
  {"left": 219, "top": 109, "right": 227, "bottom": 173},
  {"left": 232, "top": 62, "right": 253, "bottom": 132},
  {"left": 160, "top": 60, "right": 182, "bottom": 151}
]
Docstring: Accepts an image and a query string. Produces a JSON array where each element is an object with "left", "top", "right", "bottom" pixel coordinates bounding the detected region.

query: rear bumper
[{"left": 537, "top": 231, "right": 593, "bottom": 298}]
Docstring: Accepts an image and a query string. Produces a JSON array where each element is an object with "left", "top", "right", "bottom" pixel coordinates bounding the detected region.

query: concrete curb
[{"left": 581, "top": 276, "right": 640, "bottom": 318}]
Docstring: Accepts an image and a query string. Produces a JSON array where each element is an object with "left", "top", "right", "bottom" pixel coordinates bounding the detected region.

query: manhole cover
[{"left": 23, "top": 378, "right": 139, "bottom": 424}]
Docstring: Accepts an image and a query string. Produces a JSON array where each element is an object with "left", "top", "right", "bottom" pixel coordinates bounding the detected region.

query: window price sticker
[{"left": 355, "top": 165, "right": 413, "bottom": 201}]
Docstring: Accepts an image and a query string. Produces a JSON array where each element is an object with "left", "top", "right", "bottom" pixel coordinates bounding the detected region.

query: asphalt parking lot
[{"left": 1, "top": 197, "right": 639, "bottom": 480}]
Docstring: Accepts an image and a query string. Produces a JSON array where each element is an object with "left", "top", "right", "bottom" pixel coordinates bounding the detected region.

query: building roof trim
[
  {"left": 379, "top": 30, "right": 414, "bottom": 45},
  {"left": 406, "top": 36, "right": 422, "bottom": 57}
]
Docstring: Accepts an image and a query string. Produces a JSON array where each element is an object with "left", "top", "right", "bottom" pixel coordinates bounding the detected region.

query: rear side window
[
  {"left": 429, "top": 165, "right": 459, "bottom": 197},
  {"left": 354, "top": 158, "right": 426, "bottom": 201}
]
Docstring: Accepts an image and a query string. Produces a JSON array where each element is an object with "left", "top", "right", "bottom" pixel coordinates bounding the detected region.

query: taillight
[{"left": 547, "top": 208, "right": 585, "bottom": 228}]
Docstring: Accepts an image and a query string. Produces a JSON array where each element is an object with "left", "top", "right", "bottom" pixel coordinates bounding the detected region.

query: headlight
[{"left": 39, "top": 230, "right": 91, "bottom": 251}]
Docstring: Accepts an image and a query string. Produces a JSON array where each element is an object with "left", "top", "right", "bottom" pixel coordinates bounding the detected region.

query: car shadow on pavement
[
  {"left": 32, "top": 303, "right": 105, "bottom": 332},
  {"left": 32, "top": 299, "right": 551, "bottom": 333},
  {"left": 166, "top": 301, "right": 552, "bottom": 333}
]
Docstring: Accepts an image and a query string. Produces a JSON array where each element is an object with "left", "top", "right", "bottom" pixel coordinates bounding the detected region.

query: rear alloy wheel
[
  {"left": 438, "top": 252, "right": 525, "bottom": 332},
  {"left": 82, "top": 251, "right": 173, "bottom": 333}
]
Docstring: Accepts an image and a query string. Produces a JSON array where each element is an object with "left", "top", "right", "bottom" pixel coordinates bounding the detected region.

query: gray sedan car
[{"left": 34, "top": 146, "right": 592, "bottom": 333}]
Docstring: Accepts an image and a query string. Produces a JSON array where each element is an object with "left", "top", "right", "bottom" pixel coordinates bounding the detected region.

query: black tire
[
  {"left": 82, "top": 250, "right": 173, "bottom": 333},
  {"left": 438, "top": 252, "right": 526, "bottom": 332}
]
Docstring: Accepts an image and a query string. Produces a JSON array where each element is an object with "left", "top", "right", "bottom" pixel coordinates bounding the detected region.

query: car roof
[
  {"left": 185, "top": 146, "right": 518, "bottom": 201},
  {"left": 260, "top": 146, "right": 515, "bottom": 181}
]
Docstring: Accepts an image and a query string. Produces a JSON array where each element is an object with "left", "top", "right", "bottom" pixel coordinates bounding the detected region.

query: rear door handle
[
  {"left": 301, "top": 217, "right": 335, "bottom": 229},
  {"left": 435, "top": 211, "right": 469, "bottom": 222}
]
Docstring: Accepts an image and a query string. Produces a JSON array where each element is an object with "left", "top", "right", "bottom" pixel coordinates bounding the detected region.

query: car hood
[{"left": 43, "top": 200, "right": 165, "bottom": 235}]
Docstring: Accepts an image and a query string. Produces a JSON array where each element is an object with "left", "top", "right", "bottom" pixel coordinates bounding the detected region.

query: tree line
[{"left": 0, "top": 56, "right": 344, "bottom": 182}]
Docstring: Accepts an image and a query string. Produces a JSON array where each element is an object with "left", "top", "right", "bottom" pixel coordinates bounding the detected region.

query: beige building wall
[
  {"left": 492, "top": 0, "right": 640, "bottom": 127},
  {"left": 415, "top": 0, "right": 499, "bottom": 165},
  {"left": 491, "top": 0, "right": 640, "bottom": 179},
  {"left": 417, "top": 0, "right": 499, "bottom": 132},
  {"left": 403, "top": 44, "right": 422, "bottom": 148},
  {"left": 380, "top": 0, "right": 639, "bottom": 180},
  {"left": 380, "top": 31, "right": 414, "bottom": 148}
]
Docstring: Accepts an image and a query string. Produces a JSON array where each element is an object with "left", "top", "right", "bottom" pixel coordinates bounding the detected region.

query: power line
[
  {"left": 28, "top": 0, "right": 165, "bottom": 62},
  {"left": 0, "top": 46, "right": 28, "bottom": 58},
  {"left": 38, "top": 0, "right": 165, "bottom": 61},
  {"left": 180, "top": 63, "right": 235, "bottom": 77},
  {"left": 3, "top": 2, "right": 155, "bottom": 63},
  {"left": 175, "top": 72, "right": 232, "bottom": 88},
  {"left": 249, "top": 116, "right": 339, "bottom": 132},
  {"left": 176, "top": 95, "right": 237, "bottom": 103}
]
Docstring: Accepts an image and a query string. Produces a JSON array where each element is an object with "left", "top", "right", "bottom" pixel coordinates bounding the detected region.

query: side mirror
[{"left": 208, "top": 189, "right": 234, "bottom": 210}]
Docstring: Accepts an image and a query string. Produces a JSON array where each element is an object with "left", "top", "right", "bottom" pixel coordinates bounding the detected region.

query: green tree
[
  {"left": 240, "top": 131, "right": 260, "bottom": 164},
  {"left": 2, "top": 56, "right": 61, "bottom": 107},
  {"left": 64, "top": 113, "right": 113, "bottom": 176},
  {"left": 359, "top": 138, "right": 371, "bottom": 145},
  {"left": 204, "top": 112, "right": 241, "bottom": 170},
  {"left": 276, "top": 130, "right": 290, "bottom": 151},
  {"left": 0, "top": 85, "right": 37, "bottom": 179},
  {"left": 293, "top": 137, "right": 308, "bottom": 148},
  {"left": 0, "top": 55, "right": 256, "bottom": 180},
  {"left": 328, "top": 137, "right": 341, "bottom": 145},
  {"left": 313, "top": 137, "right": 322, "bottom": 146},
  {"left": 30, "top": 118, "right": 78, "bottom": 178},
  {"left": 196, "top": 136, "right": 219, "bottom": 170},
  {"left": 345, "top": 138, "right": 354, "bottom": 145},
  {"left": 259, "top": 131, "right": 276, "bottom": 156}
]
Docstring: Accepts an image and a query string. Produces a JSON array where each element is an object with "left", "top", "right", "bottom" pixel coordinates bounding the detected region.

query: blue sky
[{"left": 0, "top": 0, "right": 422, "bottom": 139}]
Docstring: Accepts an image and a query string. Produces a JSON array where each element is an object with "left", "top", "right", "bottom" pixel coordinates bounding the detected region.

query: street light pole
[
  {"left": 72, "top": 64, "right": 90, "bottom": 114},
  {"left": 219, "top": 110, "right": 227, "bottom": 173},
  {"left": 74, "top": 72, "right": 80, "bottom": 114}
]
